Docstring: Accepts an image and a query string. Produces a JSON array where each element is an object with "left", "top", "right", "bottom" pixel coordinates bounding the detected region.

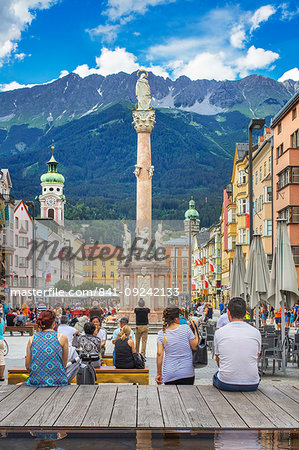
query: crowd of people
[{"left": 0, "top": 296, "right": 295, "bottom": 392}]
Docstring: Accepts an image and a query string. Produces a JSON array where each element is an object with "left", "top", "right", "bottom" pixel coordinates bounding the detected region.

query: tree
[{"left": 54, "top": 279, "right": 72, "bottom": 291}]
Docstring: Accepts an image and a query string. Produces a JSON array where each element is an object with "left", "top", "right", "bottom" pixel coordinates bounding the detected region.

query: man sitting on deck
[{"left": 213, "top": 297, "right": 261, "bottom": 392}]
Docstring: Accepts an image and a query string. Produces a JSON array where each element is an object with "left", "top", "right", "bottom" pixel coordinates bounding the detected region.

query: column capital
[{"left": 132, "top": 109, "right": 156, "bottom": 133}]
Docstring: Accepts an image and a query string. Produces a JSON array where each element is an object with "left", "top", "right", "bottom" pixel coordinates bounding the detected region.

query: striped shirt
[
  {"left": 37, "top": 304, "right": 47, "bottom": 314},
  {"left": 157, "top": 324, "right": 195, "bottom": 383}
]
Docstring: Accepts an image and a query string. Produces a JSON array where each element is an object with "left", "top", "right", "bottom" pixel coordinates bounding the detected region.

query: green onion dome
[{"left": 40, "top": 154, "right": 65, "bottom": 184}]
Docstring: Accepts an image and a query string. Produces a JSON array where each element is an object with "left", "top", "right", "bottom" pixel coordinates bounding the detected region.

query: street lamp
[
  {"left": 26, "top": 201, "right": 35, "bottom": 305},
  {"left": 248, "top": 118, "right": 265, "bottom": 244}
]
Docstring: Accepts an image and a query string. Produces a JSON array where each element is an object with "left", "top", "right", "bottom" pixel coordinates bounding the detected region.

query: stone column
[{"left": 132, "top": 109, "right": 155, "bottom": 237}]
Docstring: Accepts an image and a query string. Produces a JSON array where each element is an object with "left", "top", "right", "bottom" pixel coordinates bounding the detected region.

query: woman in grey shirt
[{"left": 156, "top": 307, "right": 199, "bottom": 385}]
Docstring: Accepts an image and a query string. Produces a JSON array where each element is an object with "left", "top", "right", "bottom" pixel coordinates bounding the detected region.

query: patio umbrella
[
  {"left": 230, "top": 244, "right": 247, "bottom": 299},
  {"left": 244, "top": 235, "right": 270, "bottom": 328},
  {"left": 267, "top": 219, "right": 299, "bottom": 373}
]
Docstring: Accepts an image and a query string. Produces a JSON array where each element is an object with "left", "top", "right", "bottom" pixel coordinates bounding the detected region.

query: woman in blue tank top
[{"left": 26, "top": 310, "right": 68, "bottom": 387}]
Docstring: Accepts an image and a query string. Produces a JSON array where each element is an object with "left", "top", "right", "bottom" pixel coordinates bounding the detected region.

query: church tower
[{"left": 39, "top": 149, "right": 65, "bottom": 225}]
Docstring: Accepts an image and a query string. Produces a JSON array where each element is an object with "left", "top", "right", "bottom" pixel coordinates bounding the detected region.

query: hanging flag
[
  {"left": 209, "top": 259, "right": 215, "bottom": 273},
  {"left": 199, "top": 259, "right": 203, "bottom": 266},
  {"left": 204, "top": 276, "right": 209, "bottom": 289},
  {"left": 58, "top": 242, "right": 64, "bottom": 259},
  {"left": 45, "top": 264, "right": 51, "bottom": 282},
  {"left": 195, "top": 259, "right": 199, "bottom": 266},
  {"left": 245, "top": 198, "right": 250, "bottom": 229}
]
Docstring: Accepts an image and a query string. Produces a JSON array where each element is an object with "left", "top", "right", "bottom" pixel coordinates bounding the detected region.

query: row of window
[
  {"left": 83, "top": 260, "right": 115, "bottom": 266},
  {"left": 278, "top": 167, "right": 299, "bottom": 190},
  {"left": 254, "top": 157, "right": 272, "bottom": 185},
  {"left": 276, "top": 129, "right": 299, "bottom": 158},
  {"left": 11, "top": 276, "right": 31, "bottom": 288},
  {"left": 14, "top": 256, "right": 28, "bottom": 268},
  {"left": 280, "top": 206, "right": 299, "bottom": 224},
  {"left": 228, "top": 220, "right": 273, "bottom": 248},
  {"left": 83, "top": 272, "right": 115, "bottom": 278},
  {"left": 15, "top": 236, "right": 28, "bottom": 248}
]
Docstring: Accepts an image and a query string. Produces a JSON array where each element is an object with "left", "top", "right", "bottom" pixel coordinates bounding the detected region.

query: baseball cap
[{"left": 120, "top": 317, "right": 129, "bottom": 323}]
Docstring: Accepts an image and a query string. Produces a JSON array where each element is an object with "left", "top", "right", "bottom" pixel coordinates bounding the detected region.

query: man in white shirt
[
  {"left": 58, "top": 315, "right": 78, "bottom": 345},
  {"left": 216, "top": 312, "right": 230, "bottom": 329},
  {"left": 213, "top": 297, "right": 261, "bottom": 391}
]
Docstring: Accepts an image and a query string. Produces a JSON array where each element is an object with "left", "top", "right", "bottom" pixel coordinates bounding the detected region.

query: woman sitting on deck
[
  {"left": 114, "top": 325, "right": 136, "bottom": 369},
  {"left": 25, "top": 310, "right": 68, "bottom": 387},
  {"left": 156, "top": 307, "right": 199, "bottom": 385}
]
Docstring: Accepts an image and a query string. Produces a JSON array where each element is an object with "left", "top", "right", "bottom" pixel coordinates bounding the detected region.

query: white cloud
[
  {"left": 72, "top": 47, "right": 169, "bottom": 78},
  {"left": 104, "top": 0, "right": 175, "bottom": 21},
  {"left": 250, "top": 5, "right": 276, "bottom": 32},
  {"left": 0, "top": 81, "right": 35, "bottom": 92},
  {"left": 279, "top": 3, "right": 299, "bottom": 20},
  {"left": 14, "top": 52, "right": 28, "bottom": 61},
  {"left": 59, "top": 70, "right": 69, "bottom": 78},
  {"left": 0, "top": 1, "right": 58, "bottom": 66},
  {"left": 0, "top": 70, "right": 69, "bottom": 92},
  {"left": 236, "top": 45, "right": 279, "bottom": 76},
  {"left": 171, "top": 52, "right": 237, "bottom": 81},
  {"left": 95, "top": 47, "right": 139, "bottom": 75},
  {"left": 147, "top": 38, "right": 205, "bottom": 60},
  {"left": 230, "top": 25, "right": 246, "bottom": 49},
  {"left": 86, "top": 23, "right": 120, "bottom": 43},
  {"left": 278, "top": 67, "right": 299, "bottom": 82}
]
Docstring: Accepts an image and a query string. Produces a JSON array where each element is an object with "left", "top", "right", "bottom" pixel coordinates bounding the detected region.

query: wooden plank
[
  {"left": 220, "top": 390, "right": 275, "bottom": 429},
  {"left": 243, "top": 390, "right": 299, "bottom": 428},
  {"left": 54, "top": 385, "right": 97, "bottom": 427},
  {"left": 0, "top": 386, "right": 37, "bottom": 424},
  {"left": 197, "top": 386, "right": 246, "bottom": 428},
  {"left": 178, "top": 385, "right": 219, "bottom": 428},
  {"left": 1, "top": 387, "right": 57, "bottom": 427},
  {"left": 137, "top": 386, "right": 164, "bottom": 428},
  {"left": 0, "top": 385, "right": 19, "bottom": 403},
  {"left": 110, "top": 385, "right": 137, "bottom": 428},
  {"left": 82, "top": 385, "right": 117, "bottom": 428},
  {"left": 27, "top": 385, "right": 78, "bottom": 427},
  {"left": 158, "top": 386, "right": 191, "bottom": 428},
  {"left": 259, "top": 386, "right": 299, "bottom": 422},
  {"left": 275, "top": 385, "right": 299, "bottom": 405}
]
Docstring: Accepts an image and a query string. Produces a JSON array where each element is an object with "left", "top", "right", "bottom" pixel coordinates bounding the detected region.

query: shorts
[
  {"left": 275, "top": 317, "right": 281, "bottom": 324},
  {"left": 0, "top": 340, "right": 5, "bottom": 365}
]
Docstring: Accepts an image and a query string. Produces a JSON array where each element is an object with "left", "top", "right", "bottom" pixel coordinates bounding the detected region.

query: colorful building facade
[{"left": 272, "top": 91, "right": 299, "bottom": 286}]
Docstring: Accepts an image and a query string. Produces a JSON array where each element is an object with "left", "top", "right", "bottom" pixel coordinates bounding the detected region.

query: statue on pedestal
[
  {"left": 155, "top": 223, "right": 165, "bottom": 250},
  {"left": 136, "top": 72, "right": 151, "bottom": 110},
  {"left": 122, "top": 223, "right": 131, "bottom": 257}
]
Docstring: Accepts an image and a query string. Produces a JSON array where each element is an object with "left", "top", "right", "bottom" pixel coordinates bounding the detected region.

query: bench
[
  {"left": 95, "top": 366, "right": 149, "bottom": 385},
  {"left": 102, "top": 353, "right": 113, "bottom": 366},
  {"left": 5, "top": 324, "right": 37, "bottom": 336},
  {"left": 8, "top": 365, "right": 149, "bottom": 385}
]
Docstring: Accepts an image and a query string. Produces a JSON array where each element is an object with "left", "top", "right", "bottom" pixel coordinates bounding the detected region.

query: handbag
[
  {"left": 190, "top": 321, "right": 208, "bottom": 368},
  {"left": 133, "top": 353, "right": 145, "bottom": 369}
]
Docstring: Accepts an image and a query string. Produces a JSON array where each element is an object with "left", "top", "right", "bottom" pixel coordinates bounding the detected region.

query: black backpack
[{"left": 76, "top": 362, "right": 96, "bottom": 385}]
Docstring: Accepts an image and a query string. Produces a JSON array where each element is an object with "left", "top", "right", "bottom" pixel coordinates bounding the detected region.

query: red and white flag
[
  {"left": 58, "top": 243, "right": 64, "bottom": 259},
  {"left": 245, "top": 198, "right": 250, "bottom": 229},
  {"left": 204, "top": 276, "right": 209, "bottom": 289},
  {"left": 209, "top": 259, "right": 215, "bottom": 273},
  {"left": 45, "top": 264, "right": 51, "bottom": 282}
]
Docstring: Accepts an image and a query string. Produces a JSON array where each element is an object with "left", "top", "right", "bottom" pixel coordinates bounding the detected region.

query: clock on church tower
[{"left": 39, "top": 150, "right": 65, "bottom": 226}]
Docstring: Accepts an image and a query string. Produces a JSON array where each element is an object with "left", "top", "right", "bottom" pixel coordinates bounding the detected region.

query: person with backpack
[{"left": 72, "top": 322, "right": 101, "bottom": 367}]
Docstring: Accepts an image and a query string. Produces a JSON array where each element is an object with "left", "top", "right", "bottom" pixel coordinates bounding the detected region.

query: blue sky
[{"left": 0, "top": 0, "right": 298, "bottom": 91}]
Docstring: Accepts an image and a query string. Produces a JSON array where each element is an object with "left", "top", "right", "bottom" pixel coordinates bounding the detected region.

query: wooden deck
[{"left": 0, "top": 384, "right": 299, "bottom": 431}]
